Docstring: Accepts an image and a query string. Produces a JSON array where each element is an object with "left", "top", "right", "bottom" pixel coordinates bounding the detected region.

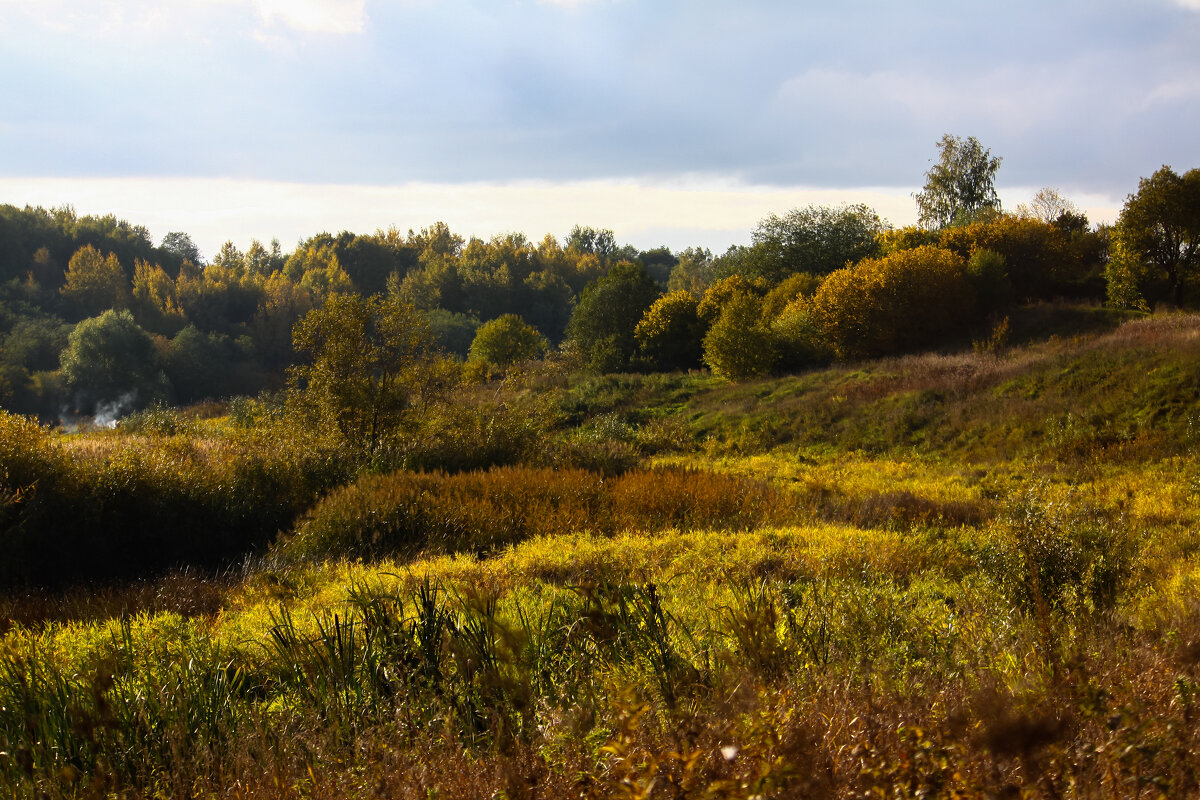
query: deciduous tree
[
  {"left": 1115, "top": 165, "right": 1200, "bottom": 308},
  {"left": 702, "top": 291, "right": 777, "bottom": 381},
  {"left": 468, "top": 314, "right": 547, "bottom": 369},
  {"left": 915, "top": 135, "right": 1002, "bottom": 230},
  {"left": 743, "top": 204, "right": 889, "bottom": 282},
  {"left": 61, "top": 309, "right": 163, "bottom": 416},
  {"left": 635, "top": 290, "right": 704, "bottom": 372},
  {"left": 60, "top": 245, "right": 129, "bottom": 319},
  {"left": 289, "top": 293, "right": 446, "bottom": 454},
  {"left": 809, "top": 245, "right": 975, "bottom": 359},
  {"left": 565, "top": 263, "right": 661, "bottom": 373}
]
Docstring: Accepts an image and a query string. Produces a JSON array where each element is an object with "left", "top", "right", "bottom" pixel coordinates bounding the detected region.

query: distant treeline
[{"left": 0, "top": 157, "right": 1196, "bottom": 420}]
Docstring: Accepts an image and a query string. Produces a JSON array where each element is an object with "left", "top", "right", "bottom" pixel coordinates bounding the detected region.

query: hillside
[{"left": 2, "top": 309, "right": 1200, "bottom": 797}]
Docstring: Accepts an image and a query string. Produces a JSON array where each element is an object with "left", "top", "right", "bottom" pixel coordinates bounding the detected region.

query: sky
[{"left": 0, "top": 0, "right": 1197, "bottom": 260}]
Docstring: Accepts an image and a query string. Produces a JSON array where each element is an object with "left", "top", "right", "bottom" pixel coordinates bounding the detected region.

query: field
[{"left": 2, "top": 308, "right": 1200, "bottom": 798}]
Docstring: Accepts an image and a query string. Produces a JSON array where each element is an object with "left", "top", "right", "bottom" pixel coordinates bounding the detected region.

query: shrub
[
  {"left": 276, "top": 466, "right": 795, "bottom": 565},
  {"left": 965, "top": 248, "right": 1013, "bottom": 313},
  {"left": 983, "top": 481, "right": 1139, "bottom": 615},
  {"left": 634, "top": 290, "right": 705, "bottom": 372},
  {"left": 809, "top": 245, "right": 975, "bottom": 360},
  {"left": 939, "top": 215, "right": 1086, "bottom": 301},
  {"left": 467, "top": 314, "right": 547, "bottom": 370},
  {"left": 772, "top": 297, "right": 831, "bottom": 372},
  {"left": 702, "top": 291, "right": 778, "bottom": 381},
  {"left": 0, "top": 412, "right": 349, "bottom": 588}
]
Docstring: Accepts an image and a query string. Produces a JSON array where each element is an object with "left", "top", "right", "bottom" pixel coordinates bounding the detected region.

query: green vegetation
[{"left": 2, "top": 309, "right": 1200, "bottom": 797}]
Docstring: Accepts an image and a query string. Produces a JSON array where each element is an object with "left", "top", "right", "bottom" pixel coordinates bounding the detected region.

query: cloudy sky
[{"left": 1, "top": 0, "right": 1197, "bottom": 258}]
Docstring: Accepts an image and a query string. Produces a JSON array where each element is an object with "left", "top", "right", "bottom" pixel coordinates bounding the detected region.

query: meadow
[{"left": 2, "top": 308, "right": 1200, "bottom": 798}]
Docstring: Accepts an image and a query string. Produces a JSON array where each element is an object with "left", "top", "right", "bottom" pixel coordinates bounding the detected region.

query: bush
[
  {"left": 983, "top": 481, "right": 1139, "bottom": 615},
  {"left": 965, "top": 248, "right": 1013, "bottom": 313},
  {"left": 809, "top": 245, "right": 975, "bottom": 360},
  {"left": 276, "top": 466, "right": 795, "bottom": 565},
  {"left": 0, "top": 412, "right": 349, "bottom": 588},
  {"left": 634, "top": 291, "right": 705, "bottom": 372},
  {"left": 467, "top": 314, "right": 547, "bottom": 370},
  {"left": 940, "top": 215, "right": 1090, "bottom": 301},
  {"left": 702, "top": 291, "right": 777, "bottom": 381},
  {"left": 772, "top": 298, "right": 831, "bottom": 371}
]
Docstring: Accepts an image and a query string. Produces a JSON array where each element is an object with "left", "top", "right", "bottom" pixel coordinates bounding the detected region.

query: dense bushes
[
  {"left": 809, "top": 245, "right": 975, "bottom": 360},
  {"left": 0, "top": 410, "right": 348, "bottom": 587},
  {"left": 939, "top": 215, "right": 1094, "bottom": 301},
  {"left": 275, "top": 465, "right": 796, "bottom": 565}
]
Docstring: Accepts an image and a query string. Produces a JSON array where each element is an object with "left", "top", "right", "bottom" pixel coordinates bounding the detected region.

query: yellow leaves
[
  {"left": 809, "top": 245, "right": 973, "bottom": 360},
  {"left": 60, "top": 244, "right": 130, "bottom": 316}
]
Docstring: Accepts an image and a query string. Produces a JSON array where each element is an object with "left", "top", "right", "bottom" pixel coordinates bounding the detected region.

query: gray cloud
[{"left": 0, "top": 0, "right": 1196, "bottom": 200}]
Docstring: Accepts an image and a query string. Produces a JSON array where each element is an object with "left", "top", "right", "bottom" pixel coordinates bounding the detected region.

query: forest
[{"left": 1, "top": 140, "right": 1200, "bottom": 797}]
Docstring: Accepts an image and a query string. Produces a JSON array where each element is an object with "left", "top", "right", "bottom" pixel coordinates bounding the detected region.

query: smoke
[{"left": 92, "top": 391, "right": 138, "bottom": 429}]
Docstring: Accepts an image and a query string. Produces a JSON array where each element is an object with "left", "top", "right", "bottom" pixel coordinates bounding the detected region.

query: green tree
[
  {"left": 667, "top": 246, "right": 716, "bottom": 296},
  {"left": 289, "top": 293, "right": 446, "bottom": 455},
  {"left": 637, "top": 246, "right": 678, "bottom": 285},
  {"left": 965, "top": 248, "right": 1013, "bottom": 314},
  {"left": 1115, "top": 165, "right": 1200, "bottom": 308},
  {"left": 425, "top": 309, "right": 481, "bottom": 358},
  {"left": 702, "top": 291, "right": 777, "bottom": 381},
  {"left": 772, "top": 297, "right": 830, "bottom": 371},
  {"left": 159, "top": 231, "right": 202, "bottom": 269},
  {"left": 565, "top": 263, "right": 661, "bottom": 373},
  {"left": 1104, "top": 226, "right": 1154, "bottom": 311},
  {"left": 468, "top": 314, "right": 547, "bottom": 369},
  {"left": 61, "top": 309, "right": 164, "bottom": 417},
  {"left": 566, "top": 226, "right": 618, "bottom": 261},
  {"left": 743, "top": 204, "right": 890, "bottom": 282},
  {"left": 210, "top": 241, "right": 246, "bottom": 273},
  {"left": 915, "top": 134, "right": 1003, "bottom": 230}
]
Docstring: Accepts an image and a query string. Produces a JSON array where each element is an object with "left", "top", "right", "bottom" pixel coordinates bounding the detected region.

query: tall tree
[
  {"left": 565, "top": 263, "right": 661, "bottom": 373},
  {"left": 289, "top": 293, "right": 446, "bottom": 455},
  {"left": 60, "top": 309, "right": 163, "bottom": 417},
  {"left": 743, "top": 204, "right": 889, "bottom": 282},
  {"left": 1115, "top": 165, "right": 1200, "bottom": 308},
  {"left": 915, "top": 135, "right": 1003, "bottom": 230},
  {"left": 160, "top": 231, "right": 202, "bottom": 270},
  {"left": 60, "top": 245, "right": 129, "bottom": 319}
]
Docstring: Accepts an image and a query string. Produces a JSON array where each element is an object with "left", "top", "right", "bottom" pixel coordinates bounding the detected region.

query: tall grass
[{"left": 2, "top": 549, "right": 1197, "bottom": 797}]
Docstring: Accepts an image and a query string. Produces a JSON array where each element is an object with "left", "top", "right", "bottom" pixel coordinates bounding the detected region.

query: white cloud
[
  {"left": 251, "top": 0, "right": 366, "bottom": 34},
  {"left": 0, "top": 176, "right": 929, "bottom": 258},
  {"left": 0, "top": 0, "right": 366, "bottom": 37},
  {"left": 1175, "top": 0, "right": 1200, "bottom": 9}
]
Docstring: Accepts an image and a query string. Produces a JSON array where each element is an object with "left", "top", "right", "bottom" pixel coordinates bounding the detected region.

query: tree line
[{"left": 0, "top": 135, "right": 1196, "bottom": 423}]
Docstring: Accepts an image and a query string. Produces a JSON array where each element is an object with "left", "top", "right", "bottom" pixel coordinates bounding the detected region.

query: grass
[{"left": 1, "top": 507, "right": 1196, "bottom": 796}]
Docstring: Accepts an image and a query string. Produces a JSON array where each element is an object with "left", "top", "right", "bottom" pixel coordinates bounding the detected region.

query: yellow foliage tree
[
  {"left": 809, "top": 245, "right": 975, "bottom": 360},
  {"left": 131, "top": 259, "right": 186, "bottom": 334},
  {"left": 635, "top": 290, "right": 704, "bottom": 371},
  {"left": 60, "top": 245, "right": 129, "bottom": 318}
]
